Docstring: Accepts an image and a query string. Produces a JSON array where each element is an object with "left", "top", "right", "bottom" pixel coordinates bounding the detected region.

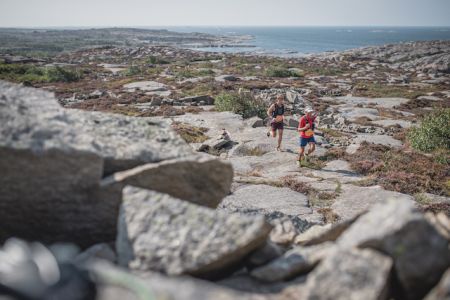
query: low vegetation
[
  {"left": 407, "top": 108, "right": 450, "bottom": 152},
  {"left": 317, "top": 208, "right": 341, "bottom": 223},
  {"left": 265, "top": 67, "right": 302, "bottom": 78},
  {"left": 282, "top": 176, "right": 338, "bottom": 208},
  {"left": 319, "top": 128, "right": 348, "bottom": 138},
  {"left": 420, "top": 202, "right": 450, "bottom": 217},
  {"left": 352, "top": 83, "right": 437, "bottom": 99},
  {"left": 346, "top": 142, "right": 449, "bottom": 196},
  {"left": 172, "top": 67, "right": 214, "bottom": 79},
  {"left": 318, "top": 147, "right": 347, "bottom": 162},
  {"left": 215, "top": 92, "right": 266, "bottom": 119},
  {"left": 239, "top": 146, "right": 267, "bottom": 157},
  {"left": 0, "top": 63, "right": 82, "bottom": 83},
  {"left": 304, "top": 66, "right": 344, "bottom": 76},
  {"left": 147, "top": 56, "right": 170, "bottom": 65},
  {"left": 282, "top": 176, "right": 316, "bottom": 195},
  {"left": 298, "top": 156, "right": 326, "bottom": 169}
]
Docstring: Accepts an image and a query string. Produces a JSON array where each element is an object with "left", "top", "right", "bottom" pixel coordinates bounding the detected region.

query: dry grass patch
[
  {"left": 282, "top": 175, "right": 337, "bottom": 208},
  {"left": 317, "top": 208, "right": 341, "bottom": 223},
  {"left": 240, "top": 146, "right": 267, "bottom": 157},
  {"left": 171, "top": 122, "right": 209, "bottom": 143},
  {"left": 319, "top": 128, "right": 349, "bottom": 138},
  {"left": 413, "top": 193, "right": 433, "bottom": 205},
  {"left": 350, "top": 177, "right": 378, "bottom": 187},
  {"left": 352, "top": 83, "right": 436, "bottom": 99},
  {"left": 234, "top": 177, "right": 284, "bottom": 188},
  {"left": 352, "top": 116, "right": 375, "bottom": 126},
  {"left": 299, "top": 156, "right": 326, "bottom": 169},
  {"left": 247, "top": 168, "right": 263, "bottom": 177},
  {"left": 182, "top": 106, "right": 205, "bottom": 114},
  {"left": 282, "top": 176, "right": 316, "bottom": 195},
  {"left": 318, "top": 147, "right": 347, "bottom": 163}
]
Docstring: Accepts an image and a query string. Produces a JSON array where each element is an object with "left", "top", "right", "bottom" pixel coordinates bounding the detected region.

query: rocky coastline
[{"left": 0, "top": 32, "right": 449, "bottom": 299}]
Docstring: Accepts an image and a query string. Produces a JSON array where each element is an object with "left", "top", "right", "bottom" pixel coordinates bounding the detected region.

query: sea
[{"left": 159, "top": 26, "right": 450, "bottom": 56}]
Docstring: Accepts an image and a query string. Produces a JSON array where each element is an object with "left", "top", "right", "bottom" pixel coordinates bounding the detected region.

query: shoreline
[{"left": 2, "top": 26, "right": 450, "bottom": 59}]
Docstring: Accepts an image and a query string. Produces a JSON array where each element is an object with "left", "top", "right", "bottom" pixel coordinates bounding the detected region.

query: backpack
[{"left": 300, "top": 115, "right": 315, "bottom": 137}]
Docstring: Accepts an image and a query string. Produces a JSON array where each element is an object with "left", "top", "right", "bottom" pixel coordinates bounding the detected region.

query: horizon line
[{"left": 1, "top": 24, "right": 450, "bottom": 29}]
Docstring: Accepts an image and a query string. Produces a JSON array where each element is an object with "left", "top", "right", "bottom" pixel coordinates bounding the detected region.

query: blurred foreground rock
[
  {"left": 116, "top": 186, "right": 271, "bottom": 278},
  {"left": 0, "top": 81, "right": 232, "bottom": 247}
]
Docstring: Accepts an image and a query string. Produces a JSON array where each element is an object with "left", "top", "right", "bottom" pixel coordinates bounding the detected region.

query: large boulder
[
  {"left": 0, "top": 81, "right": 105, "bottom": 246},
  {"left": 3, "top": 81, "right": 192, "bottom": 177},
  {"left": 0, "top": 81, "right": 192, "bottom": 177},
  {"left": 219, "top": 184, "right": 322, "bottom": 224},
  {"left": 101, "top": 155, "right": 233, "bottom": 208},
  {"left": 68, "top": 109, "right": 192, "bottom": 176},
  {"left": 0, "top": 81, "right": 208, "bottom": 247},
  {"left": 116, "top": 186, "right": 271, "bottom": 278},
  {"left": 219, "top": 184, "right": 322, "bottom": 245},
  {"left": 337, "top": 198, "right": 450, "bottom": 300},
  {"left": 331, "top": 185, "right": 414, "bottom": 220},
  {"left": 302, "top": 248, "right": 392, "bottom": 300}
]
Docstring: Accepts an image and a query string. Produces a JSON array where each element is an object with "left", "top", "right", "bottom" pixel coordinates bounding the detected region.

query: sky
[{"left": 0, "top": 0, "right": 449, "bottom": 27}]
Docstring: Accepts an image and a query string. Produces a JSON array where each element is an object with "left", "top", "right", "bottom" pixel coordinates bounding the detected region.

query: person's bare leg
[
  {"left": 271, "top": 128, "right": 277, "bottom": 138},
  {"left": 298, "top": 146, "right": 305, "bottom": 162},
  {"left": 307, "top": 143, "right": 315, "bottom": 155},
  {"left": 277, "top": 129, "right": 283, "bottom": 150}
]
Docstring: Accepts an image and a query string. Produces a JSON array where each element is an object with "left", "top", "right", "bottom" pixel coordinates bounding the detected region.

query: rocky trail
[{"left": 0, "top": 40, "right": 449, "bottom": 300}]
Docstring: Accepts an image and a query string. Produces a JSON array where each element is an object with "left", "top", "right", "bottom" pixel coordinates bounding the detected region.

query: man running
[
  {"left": 298, "top": 107, "right": 318, "bottom": 166},
  {"left": 267, "top": 94, "right": 285, "bottom": 151}
]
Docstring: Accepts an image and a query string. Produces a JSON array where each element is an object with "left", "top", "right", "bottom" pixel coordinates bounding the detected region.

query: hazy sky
[{"left": 1, "top": 0, "right": 449, "bottom": 27}]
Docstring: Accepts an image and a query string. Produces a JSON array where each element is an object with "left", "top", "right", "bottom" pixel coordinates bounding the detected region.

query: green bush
[
  {"left": 46, "top": 66, "right": 81, "bottom": 82},
  {"left": 147, "top": 56, "right": 169, "bottom": 64},
  {"left": 215, "top": 92, "right": 266, "bottom": 119},
  {"left": 124, "top": 65, "right": 142, "bottom": 76},
  {"left": 0, "top": 63, "right": 81, "bottom": 83},
  {"left": 265, "top": 67, "right": 302, "bottom": 78},
  {"left": 196, "top": 69, "right": 215, "bottom": 76},
  {"left": 408, "top": 108, "right": 450, "bottom": 152}
]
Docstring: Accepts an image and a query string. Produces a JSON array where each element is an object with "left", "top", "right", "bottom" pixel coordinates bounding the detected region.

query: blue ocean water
[{"left": 162, "top": 26, "right": 450, "bottom": 56}]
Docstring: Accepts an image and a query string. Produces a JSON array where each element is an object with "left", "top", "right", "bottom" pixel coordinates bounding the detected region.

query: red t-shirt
[{"left": 299, "top": 115, "right": 316, "bottom": 138}]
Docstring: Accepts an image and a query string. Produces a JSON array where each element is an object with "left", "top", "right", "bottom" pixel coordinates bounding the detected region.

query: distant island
[{"left": 0, "top": 27, "right": 253, "bottom": 57}]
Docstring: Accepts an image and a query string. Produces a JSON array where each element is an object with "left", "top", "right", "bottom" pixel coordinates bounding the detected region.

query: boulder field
[{"left": 0, "top": 81, "right": 450, "bottom": 300}]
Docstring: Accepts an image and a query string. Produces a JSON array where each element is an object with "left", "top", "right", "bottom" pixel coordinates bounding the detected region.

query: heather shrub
[
  {"left": 408, "top": 108, "right": 450, "bottom": 152},
  {"left": 215, "top": 92, "right": 266, "bottom": 119}
]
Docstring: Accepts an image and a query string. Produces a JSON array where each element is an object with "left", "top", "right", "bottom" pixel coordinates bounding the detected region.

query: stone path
[{"left": 166, "top": 110, "right": 423, "bottom": 224}]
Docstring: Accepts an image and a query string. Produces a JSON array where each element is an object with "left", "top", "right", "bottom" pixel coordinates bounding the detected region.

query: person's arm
[
  {"left": 267, "top": 104, "right": 275, "bottom": 118},
  {"left": 298, "top": 117, "right": 310, "bottom": 132},
  {"left": 298, "top": 123, "right": 310, "bottom": 131}
]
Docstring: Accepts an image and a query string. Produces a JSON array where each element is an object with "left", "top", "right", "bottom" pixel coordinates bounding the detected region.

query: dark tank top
[{"left": 272, "top": 104, "right": 284, "bottom": 118}]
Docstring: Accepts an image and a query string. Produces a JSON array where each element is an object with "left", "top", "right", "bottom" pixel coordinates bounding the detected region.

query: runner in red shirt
[{"left": 297, "top": 107, "right": 318, "bottom": 166}]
